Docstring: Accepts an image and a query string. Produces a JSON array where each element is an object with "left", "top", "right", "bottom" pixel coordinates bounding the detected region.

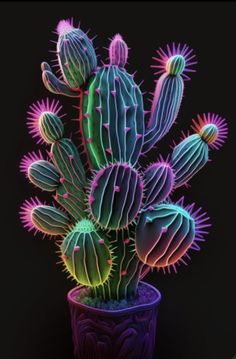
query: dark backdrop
[{"left": 2, "top": 1, "right": 235, "bottom": 359}]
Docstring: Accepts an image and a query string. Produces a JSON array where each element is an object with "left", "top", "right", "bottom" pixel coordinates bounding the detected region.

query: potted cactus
[{"left": 20, "top": 19, "right": 228, "bottom": 359}]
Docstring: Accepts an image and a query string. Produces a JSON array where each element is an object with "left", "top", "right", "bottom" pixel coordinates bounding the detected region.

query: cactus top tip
[
  {"left": 109, "top": 33, "right": 128, "bottom": 68},
  {"left": 72, "top": 219, "right": 96, "bottom": 234},
  {"left": 57, "top": 19, "right": 74, "bottom": 36}
]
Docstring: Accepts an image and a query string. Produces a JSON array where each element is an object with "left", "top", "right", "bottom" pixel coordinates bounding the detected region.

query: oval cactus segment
[
  {"left": 39, "top": 112, "right": 64, "bottom": 144},
  {"left": 144, "top": 162, "right": 174, "bottom": 207},
  {"left": 136, "top": 203, "right": 195, "bottom": 267},
  {"left": 60, "top": 220, "right": 112, "bottom": 286},
  {"left": 32, "top": 205, "right": 71, "bottom": 235},
  {"left": 81, "top": 66, "right": 144, "bottom": 169},
  {"left": 171, "top": 134, "right": 209, "bottom": 188},
  {"left": 57, "top": 21, "right": 97, "bottom": 89},
  {"left": 28, "top": 160, "right": 60, "bottom": 191},
  {"left": 89, "top": 163, "right": 143, "bottom": 230},
  {"left": 142, "top": 74, "right": 184, "bottom": 154}
]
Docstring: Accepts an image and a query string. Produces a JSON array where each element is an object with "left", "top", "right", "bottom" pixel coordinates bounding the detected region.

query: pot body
[{"left": 67, "top": 281, "right": 161, "bottom": 359}]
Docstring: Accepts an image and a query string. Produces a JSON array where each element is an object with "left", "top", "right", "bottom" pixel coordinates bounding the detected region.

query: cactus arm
[
  {"left": 142, "top": 72, "right": 184, "bottom": 154},
  {"left": 20, "top": 198, "right": 72, "bottom": 235},
  {"left": 41, "top": 62, "right": 79, "bottom": 97}
]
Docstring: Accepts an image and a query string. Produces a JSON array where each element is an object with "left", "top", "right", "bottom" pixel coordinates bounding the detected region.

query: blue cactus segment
[
  {"left": 171, "top": 134, "right": 209, "bottom": 188},
  {"left": 93, "top": 228, "right": 142, "bottom": 300},
  {"left": 28, "top": 160, "right": 60, "bottom": 192},
  {"left": 81, "top": 66, "right": 144, "bottom": 169},
  {"left": 32, "top": 205, "right": 71, "bottom": 235},
  {"left": 51, "top": 138, "right": 87, "bottom": 220},
  {"left": 136, "top": 203, "right": 195, "bottom": 268},
  {"left": 41, "top": 62, "right": 79, "bottom": 97},
  {"left": 109, "top": 34, "right": 128, "bottom": 68},
  {"left": 56, "top": 20, "right": 97, "bottom": 90},
  {"left": 144, "top": 162, "right": 174, "bottom": 207},
  {"left": 60, "top": 219, "right": 112, "bottom": 287},
  {"left": 89, "top": 163, "right": 144, "bottom": 230},
  {"left": 142, "top": 73, "right": 184, "bottom": 154}
]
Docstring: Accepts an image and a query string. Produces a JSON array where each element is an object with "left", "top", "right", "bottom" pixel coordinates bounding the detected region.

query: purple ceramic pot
[{"left": 67, "top": 281, "right": 161, "bottom": 359}]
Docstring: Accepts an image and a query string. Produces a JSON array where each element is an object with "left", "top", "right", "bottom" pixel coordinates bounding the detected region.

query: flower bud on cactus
[
  {"left": 56, "top": 19, "right": 97, "bottom": 89},
  {"left": 82, "top": 66, "right": 144, "bottom": 169},
  {"left": 109, "top": 34, "right": 128, "bottom": 68},
  {"left": 89, "top": 163, "right": 144, "bottom": 229},
  {"left": 60, "top": 219, "right": 112, "bottom": 286},
  {"left": 144, "top": 160, "right": 174, "bottom": 207},
  {"left": 135, "top": 199, "right": 210, "bottom": 270}
]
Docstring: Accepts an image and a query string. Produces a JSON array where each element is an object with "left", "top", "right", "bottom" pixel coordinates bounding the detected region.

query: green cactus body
[
  {"left": 28, "top": 160, "right": 60, "bottom": 191},
  {"left": 81, "top": 66, "right": 144, "bottom": 169},
  {"left": 60, "top": 219, "right": 112, "bottom": 286},
  {"left": 32, "top": 205, "right": 71, "bottom": 235}
]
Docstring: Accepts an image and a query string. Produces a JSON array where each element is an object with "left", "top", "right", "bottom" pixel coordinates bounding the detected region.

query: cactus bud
[
  {"left": 109, "top": 34, "right": 128, "bottom": 68},
  {"left": 39, "top": 112, "right": 64, "bottom": 144}
]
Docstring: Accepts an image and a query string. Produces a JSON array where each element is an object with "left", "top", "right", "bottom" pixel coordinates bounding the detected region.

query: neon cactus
[{"left": 20, "top": 19, "right": 228, "bottom": 301}]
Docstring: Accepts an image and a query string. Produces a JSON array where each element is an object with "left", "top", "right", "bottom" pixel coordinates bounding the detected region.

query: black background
[{"left": 2, "top": 1, "right": 236, "bottom": 358}]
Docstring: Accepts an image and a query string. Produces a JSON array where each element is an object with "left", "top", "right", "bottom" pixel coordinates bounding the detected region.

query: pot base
[{"left": 67, "top": 281, "right": 161, "bottom": 359}]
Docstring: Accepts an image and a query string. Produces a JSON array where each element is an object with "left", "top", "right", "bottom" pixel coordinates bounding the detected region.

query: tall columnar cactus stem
[
  {"left": 135, "top": 198, "right": 210, "bottom": 272},
  {"left": 142, "top": 44, "right": 197, "bottom": 155},
  {"left": 20, "top": 19, "right": 228, "bottom": 301},
  {"left": 81, "top": 65, "right": 144, "bottom": 169},
  {"left": 60, "top": 219, "right": 112, "bottom": 286},
  {"left": 88, "top": 163, "right": 144, "bottom": 230},
  {"left": 91, "top": 228, "right": 142, "bottom": 300},
  {"left": 171, "top": 113, "right": 228, "bottom": 188}
]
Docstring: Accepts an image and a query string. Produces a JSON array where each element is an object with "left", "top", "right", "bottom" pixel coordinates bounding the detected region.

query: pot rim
[{"left": 67, "top": 281, "right": 161, "bottom": 317}]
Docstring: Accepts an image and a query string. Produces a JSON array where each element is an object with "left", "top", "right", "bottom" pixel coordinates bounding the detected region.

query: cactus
[{"left": 20, "top": 19, "right": 228, "bottom": 301}]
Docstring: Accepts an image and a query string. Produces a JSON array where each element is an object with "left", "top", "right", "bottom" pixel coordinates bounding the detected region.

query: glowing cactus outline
[{"left": 20, "top": 19, "right": 228, "bottom": 300}]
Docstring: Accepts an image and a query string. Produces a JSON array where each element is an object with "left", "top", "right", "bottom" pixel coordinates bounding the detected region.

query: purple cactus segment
[
  {"left": 20, "top": 197, "right": 71, "bottom": 235},
  {"left": 151, "top": 43, "right": 197, "bottom": 80},
  {"left": 56, "top": 19, "right": 97, "bottom": 89},
  {"left": 81, "top": 66, "right": 144, "bottom": 169},
  {"left": 89, "top": 163, "right": 143, "bottom": 230},
  {"left": 142, "top": 73, "right": 184, "bottom": 154},
  {"left": 27, "top": 98, "right": 64, "bottom": 144},
  {"left": 135, "top": 200, "right": 210, "bottom": 271},
  {"left": 144, "top": 161, "right": 174, "bottom": 207},
  {"left": 109, "top": 34, "right": 128, "bottom": 68},
  {"left": 60, "top": 219, "right": 112, "bottom": 286},
  {"left": 191, "top": 113, "right": 228, "bottom": 150},
  {"left": 171, "top": 134, "right": 209, "bottom": 188}
]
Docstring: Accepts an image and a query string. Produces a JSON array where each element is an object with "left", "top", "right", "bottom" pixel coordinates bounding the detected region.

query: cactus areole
[{"left": 20, "top": 18, "right": 228, "bottom": 359}]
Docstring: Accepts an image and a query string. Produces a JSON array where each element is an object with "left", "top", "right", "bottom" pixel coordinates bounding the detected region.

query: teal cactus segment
[
  {"left": 135, "top": 203, "right": 196, "bottom": 268},
  {"left": 41, "top": 62, "right": 79, "bottom": 97},
  {"left": 89, "top": 163, "right": 143, "bottom": 230},
  {"left": 32, "top": 205, "right": 72, "bottom": 235},
  {"left": 144, "top": 161, "right": 174, "bottom": 207},
  {"left": 166, "top": 55, "right": 185, "bottom": 75},
  {"left": 57, "top": 21, "right": 97, "bottom": 89},
  {"left": 91, "top": 228, "right": 142, "bottom": 300},
  {"left": 60, "top": 220, "right": 112, "bottom": 286},
  {"left": 51, "top": 138, "right": 87, "bottom": 220},
  {"left": 81, "top": 66, "right": 144, "bottom": 169},
  {"left": 199, "top": 124, "right": 218, "bottom": 144},
  {"left": 28, "top": 160, "right": 60, "bottom": 191},
  {"left": 39, "top": 111, "right": 64, "bottom": 144},
  {"left": 142, "top": 74, "right": 184, "bottom": 154},
  {"left": 170, "top": 134, "right": 209, "bottom": 188}
]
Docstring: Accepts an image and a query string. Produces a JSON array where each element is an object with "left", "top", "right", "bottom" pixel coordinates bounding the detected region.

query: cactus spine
[{"left": 20, "top": 19, "right": 228, "bottom": 301}]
